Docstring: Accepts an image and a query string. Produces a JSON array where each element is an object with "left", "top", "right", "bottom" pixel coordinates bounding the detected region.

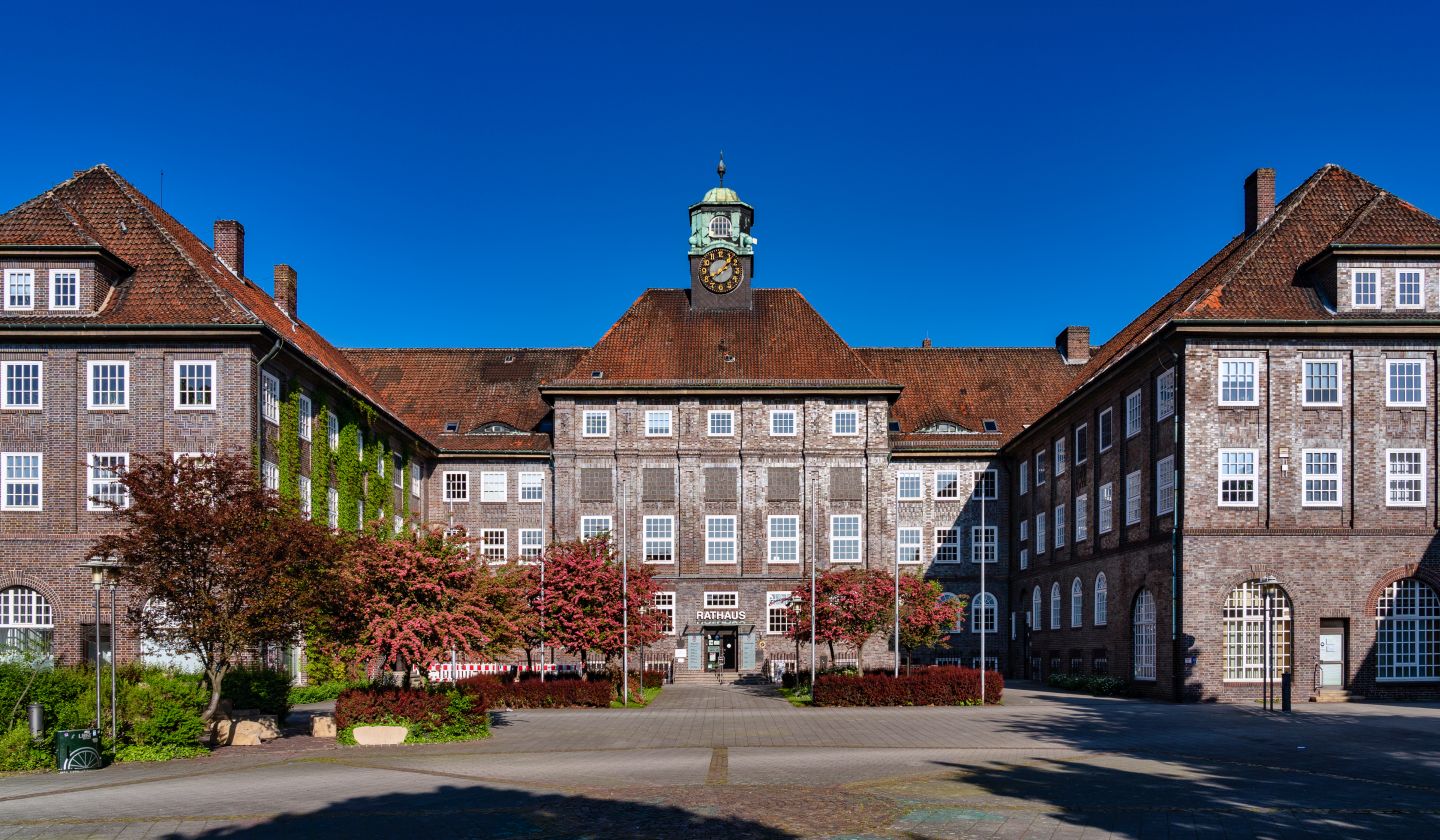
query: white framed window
[
  {"left": 1376, "top": 578, "right": 1440, "bottom": 681},
  {"left": 975, "top": 469, "right": 997, "bottom": 500},
  {"left": 770, "top": 409, "right": 797, "bottom": 436},
  {"left": 1218, "top": 449, "right": 1258, "bottom": 506},
  {"left": 897, "top": 526, "right": 921, "bottom": 564},
  {"left": 897, "top": 472, "right": 922, "bottom": 500},
  {"left": 830, "top": 515, "right": 861, "bottom": 562},
  {"left": 1125, "top": 470, "right": 1142, "bottom": 525},
  {"left": 410, "top": 462, "right": 421, "bottom": 498},
  {"left": 1019, "top": 548, "right": 1029, "bottom": 570},
  {"left": 972, "top": 592, "right": 997, "bottom": 635},
  {"left": 709, "top": 214, "right": 732, "bottom": 238},
  {"left": 3, "top": 362, "right": 42, "bottom": 409},
  {"left": 86, "top": 360, "right": 128, "bottom": 410},
  {"left": 1098, "top": 407, "right": 1114, "bottom": 452},
  {"left": 87, "top": 452, "right": 129, "bottom": 511},
  {"left": 393, "top": 455, "right": 403, "bottom": 489},
  {"left": 1387, "top": 359, "right": 1425, "bottom": 407},
  {"left": 1302, "top": 449, "right": 1341, "bottom": 507},
  {"left": 1034, "top": 452, "right": 1046, "bottom": 486},
  {"left": 1397, "top": 268, "right": 1425, "bottom": 309},
  {"left": 582, "top": 410, "right": 610, "bottom": 437},
  {"left": 1386, "top": 449, "right": 1426, "bottom": 507},
  {"left": 327, "top": 487, "right": 338, "bottom": 529},
  {"left": 643, "top": 516, "right": 675, "bottom": 564},
  {"left": 377, "top": 450, "right": 386, "bottom": 479},
  {"left": 706, "top": 515, "right": 737, "bottom": 564},
  {"left": 442, "top": 471, "right": 469, "bottom": 502},
  {"left": 519, "top": 529, "right": 544, "bottom": 561},
  {"left": 261, "top": 460, "right": 279, "bottom": 492},
  {"left": 1125, "top": 390, "right": 1142, "bottom": 438},
  {"left": 1031, "top": 586, "right": 1042, "bottom": 631},
  {"left": 1053, "top": 503, "right": 1066, "bottom": 548},
  {"left": 1075, "top": 493, "right": 1088, "bottom": 542},
  {"left": 935, "top": 470, "right": 960, "bottom": 499},
  {"left": 704, "top": 591, "right": 739, "bottom": 609},
  {"left": 1352, "top": 268, "right": 1379, "bottom": 308},
  {"left": 645, "top": 410, "right": 672, "bottom": 437},
  {"left": 260, "top": 371, "right": 280, "bottom": 425},
  {"left": 832, "top": 409, "right": 859, "bottom": 436},
  {"left": 356, "top": 430, "right": 364, "bottom": 461},
  {"left": 1218, "top": 359, "right": 1258, "bottom": 406},
  {"left": 934, "top": 527, "right": 958, "bottom": 563},
  {"left": 1070, "top": 578, "right": 1083, "bottom": 628},
  {"left": 1074, "top": 423, "right": 1088, "bottom": 465},
  {"left": 970, "top": 525, "right": 997, "bottom": 563},
  {"left": 1222, "top": 581, "right": 1293, "bottom": 681},
  {"left": 1019, "top": 519, "right": 1028, "bottom": 541},
  {"left": 1019, "top": 461, "right": 1029, "bottom": 495},
  {"left": 4, "top": 269, "right": 34, "bottom": 310},
  {"left": 1035, "top": 512, "right": 1047, "bottom": 554},
  {"left": 581, "top": 515, "right": 612, "bottom": 540},
  {"left": 328, "top": 413, "right": 340, "bottom": 449},
  {"left": 1156, "top": 368, "right": 1175, "bottom": 421},
  {"left": 1094, "top": 573, "right": 1108, "bottom": 626},
  {"left": 1302, "top": 360, "right": 1341, "bottom": 406},
  {"left": 768, "top": 515, "right": 799, "bottom": 564},
  {"left": 0, "top": 586, "right": 53, "bottom": 656},
  {"left": 481, "top": 529, "right": 507, "bottom": 563},
  {"left": 1054, "top": 438, "right": 1066, "bottom": 476},
  {"left": 480, "top": 471, "right": 506, "bottom": 503},
  {"left": 48, "top": 269, "right": 79, "bottom": 310},
  {"left": 1134, "top": 590, "right": 1156, "bottom": 680},
  {"left": 654, "top": 592, "right": 677, "bottom": 635},
  {"left": 1049, "top": 582, "right": 1061, "bottom": 629},
  {"left": 519, "top": 472, "right": 544, "bottom": 501},
  {"left": 1156, "top": 455, "right": 1175, "bottom": 516},
  {"left": 298, "top": 394, "right": 313, "bottom": 441},
  {"left": 1098, "top": 482, "right": 1114, "bottom": 534},
  {"left": 173, "top": 360, "right": 216, "bottom": 410},
  {"left": 357, "top": 499, "right": 364, "bottom": 525},
  {"left": 298, "top": 475, "right": 312, "bottom": 519},
  {"left": 766, "top": 592, "right": 794, "bottom": 635},
  {"left": 707, "top": 409, "right": 734, "bottom": 437}
]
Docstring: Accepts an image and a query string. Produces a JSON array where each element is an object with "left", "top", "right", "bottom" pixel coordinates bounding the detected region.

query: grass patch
[
  {"left": 609, "top": 685, "right": 663, "bottom": 708},
  {"left": 777, "top": 686, "right": 813, "bottom": 707}
]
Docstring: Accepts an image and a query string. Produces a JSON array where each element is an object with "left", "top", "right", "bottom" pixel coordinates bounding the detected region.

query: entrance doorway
[
  {"left": 705, "top": 628, "right": 737, "bottom": 671},
  {"left": 1319, "top": 618, "right": 1346, "bottom": 689}
]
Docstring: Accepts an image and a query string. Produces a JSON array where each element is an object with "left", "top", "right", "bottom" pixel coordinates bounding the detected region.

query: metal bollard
[
  {"left": 1281, "top": 671, "right": 1292, "bottom": 712},
  {"left": 28, "top": 703, "right": 44, "bottom": 739}
]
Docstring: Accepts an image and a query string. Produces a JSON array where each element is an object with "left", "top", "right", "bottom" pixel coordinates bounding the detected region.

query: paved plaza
[{"left": 1, "top": 682, "right": 1439, "bottom": 838}]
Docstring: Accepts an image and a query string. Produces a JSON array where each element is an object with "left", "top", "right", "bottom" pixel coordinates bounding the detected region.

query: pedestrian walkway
[{"left": 646, "top": 680, "right": 793, "bottom": 711}]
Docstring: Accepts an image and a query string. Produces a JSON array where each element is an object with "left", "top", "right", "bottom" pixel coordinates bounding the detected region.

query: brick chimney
[
  {"left": 1056, "top": 325, "right": 1090, "bottom": 364},
  {"left": 213, "top": 220, "right": 245, "bottom": 277},
  {"left": 1244, "top": 168, "right": 1276, "bottom": 235},
  {"left": 273, "top": 264, "right": 298, "bottom": 319},
  {"left": 921, "top": 337, "right": 932, "bottom": 348}
]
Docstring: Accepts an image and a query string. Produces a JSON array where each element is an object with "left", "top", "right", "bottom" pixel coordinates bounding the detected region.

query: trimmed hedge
[
  {"left": 812, "top": 666, "right": 1003, "bottom": 707},
  {"left": 456, "top": 675, "right": 614, "bottom": 708},
  {"left": 334, "top": 686, "right": 488, "bottom": 742},
  {"left": 1045, "top": 673, "right": 1129, "bottom": 697},
  {"left": 289, "top": 680, "right": 369, "bottom": 705},
  {"left": 222, "top": 667, "right": 292, "bottom": 723}
]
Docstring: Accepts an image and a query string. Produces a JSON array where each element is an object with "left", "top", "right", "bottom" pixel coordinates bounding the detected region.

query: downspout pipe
[
  {"left": 1161, "top": 340, "right": 1183, "bottom": 700},
  {"left": 256, "top": 338, "right": 283, "bottom": 467}
]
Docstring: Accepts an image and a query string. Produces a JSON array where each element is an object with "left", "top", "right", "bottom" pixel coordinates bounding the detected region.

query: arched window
[
  {"left": 972, "top": 592, "right": 997, "bottom": 634},
  {"left": 1094, "top": 573, "right": 1108, "bottom": 626},
  {"left": 1377, "top": 578, "right": 1440, "bottom": 681},
  {"left": 1071, "top": 578, "right": 1084, "bottom": 627},
  {"left": 1222, "top": 580, "right": 1292, "bottom": 681},
  {"left": 708, "top": 215, "right": 732, "bottom": 239},
  {"left": 939, "top": 592, "right": 961, "bottom": 632},
  {"left": 1031, "top": 586, "right": 1042, "bottom": 630},
  {"left": 1133, "top": 590, "right": 1156, "bottom": 681},
  {"left": 0, "top": 586, "right": 54, "bottom": 658},
  {"left": 1049, "top": 582, "right": 1061, "bottom": 629}
]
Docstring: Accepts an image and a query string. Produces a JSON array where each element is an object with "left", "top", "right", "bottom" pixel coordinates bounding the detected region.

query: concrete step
[
  {"left": 1315, "top": 689, "right": 1353, "bottom": 703},
  {"left": 671, "top": 670, "right": 763, "bottom": 685}
]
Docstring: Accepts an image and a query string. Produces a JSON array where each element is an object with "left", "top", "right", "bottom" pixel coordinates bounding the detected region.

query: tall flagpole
[
  {"left": 622, "top": 476, "right": 629, "bottom": 707},
  {"left": 809, "top": 474, "right": 817, "bottom": 689},
  {"left": 980, "top": 468, "right": 987, "bottom": 704},
  {"left": 893, "top": 485, "right": 900, "bottom": 677},
  {"left": 539, "top": 477, "right": 546, "bottom": 683}
]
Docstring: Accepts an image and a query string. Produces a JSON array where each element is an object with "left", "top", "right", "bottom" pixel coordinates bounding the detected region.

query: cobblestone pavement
[{"left": 2, "top": 683, "right": 1439, "bottom": 838}]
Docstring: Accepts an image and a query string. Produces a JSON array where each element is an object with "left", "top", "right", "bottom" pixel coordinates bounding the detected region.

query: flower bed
[
  {"left": 456, "top": 675, "right": 614, "bottom": 708},
  {"left": 812, "top": 666, "right": 1003, "bottom": 707},
  {"left": 334, "top": 686, "right": 488, "bottom": 743}
]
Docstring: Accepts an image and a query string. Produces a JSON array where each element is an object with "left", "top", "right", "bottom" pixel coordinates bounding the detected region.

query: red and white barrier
[{"left": 426, "top": 662, "right": 581, "bottom": 682}]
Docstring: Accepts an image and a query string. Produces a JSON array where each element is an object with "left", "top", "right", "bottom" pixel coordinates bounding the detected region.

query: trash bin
[{"left": 55, "top": 729, "right": 102, "bottom": 771}]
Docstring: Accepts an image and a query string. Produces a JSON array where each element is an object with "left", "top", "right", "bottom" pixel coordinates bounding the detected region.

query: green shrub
[
  {"left": 114, "top": 743, "right": 209, "bottom": 763},
  {"left": 0, "top": 723, "right": 51, "bottom": 771},
  {"left": 334, "top": 686, "right": 488, "bottom": 743},
  {"left": 1045, "top": 673, "right": 1130, "bottom": 697},
  {"left": 120, "top": 668, "right": 207, "bottom": 749},
  {"left": 289, "top": 680, "right": 368, "bottom": 705},
  {"left": 221, "top": 667, "right": 292, "bottom": 722}
]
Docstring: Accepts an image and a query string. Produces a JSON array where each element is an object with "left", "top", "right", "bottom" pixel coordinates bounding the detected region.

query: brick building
[{"left": 4, "top": 162, "right": 1440, "bottom": 701}]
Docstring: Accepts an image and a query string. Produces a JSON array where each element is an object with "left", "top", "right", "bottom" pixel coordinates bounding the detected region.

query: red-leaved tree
[
  {"left": 897, "top": 574, "right": 965, "bottom": 671},
  {"left": 534, "top": 535, "right": 665, "bottom": 679},
  {"left": 787, "top": 568, "right": 895, "bottom": 666}
]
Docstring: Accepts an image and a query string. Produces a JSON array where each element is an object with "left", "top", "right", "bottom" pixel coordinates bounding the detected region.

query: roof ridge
[
  {"left": 1334, "top": 189, "right": 1390, "bottom": 243},
  {"left": 342, "top": 346, "right": 589, "bottom": 353},
  {"left": 853, "top": 345, "right": 1060, "bottom": 352},
  {"left": 42, "top": 192, "right": 101, "bottom": 246}
]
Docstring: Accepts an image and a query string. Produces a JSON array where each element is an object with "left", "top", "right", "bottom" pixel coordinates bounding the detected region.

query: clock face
[{"left": 700, "top": 248, "right": 743, "bottom": 294}]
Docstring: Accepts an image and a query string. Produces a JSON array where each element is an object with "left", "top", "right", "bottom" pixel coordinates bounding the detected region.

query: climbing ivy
[
  {"left": 278, "top": 379, "right": 301, "bottom": 502},
  {"left": 336, "top": 415, "right": 362, "bottom": 531},
  {"left": 400, "top": 449, "right": 412, "bottom": 522},
  {"left": 310, "top": 401, "right": 333, "bottom": 523}
]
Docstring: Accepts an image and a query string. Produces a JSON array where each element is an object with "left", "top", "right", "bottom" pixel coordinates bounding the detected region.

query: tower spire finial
[{"left": 717, "top": 151, "right": 725, "bottom": 187}]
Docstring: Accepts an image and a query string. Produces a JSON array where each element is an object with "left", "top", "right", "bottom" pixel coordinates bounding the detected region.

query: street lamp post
[
  {"left": 79, "top": 556, "right": 120, "bottom": 738},
  {"left": 893, "top": 490, "right": 900, "bottom": 678},
  {"left": 1259, "top": 574, "right": 1278, "bottom": 711},
  {"left": 979, "top": 468, "right": 987, "bottom": 705}
]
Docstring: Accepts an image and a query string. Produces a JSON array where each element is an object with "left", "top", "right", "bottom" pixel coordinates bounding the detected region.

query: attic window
[
  {"left": 503, "top": 354, "right": 515, "bottom": 364},
  {"left": 443, "top": 421, "right": 460, "bottom": 433},
  {"left": 887, "top": 421, "right": 901, "bottom": 432},
  {"left": 918, "top": 421, "right": 968, "bottom": 434},
  {"left": 476, "top": 422, "right": 520, "bottom": 434},
  {"left": 591, "top": 370, "right": 604, "bottom": 379},
  {"left": 983, "top": 419, "right": 999, "bottom": 433},
  {"left": 723, "top": 353, "right": 736, "bottom": 363}
]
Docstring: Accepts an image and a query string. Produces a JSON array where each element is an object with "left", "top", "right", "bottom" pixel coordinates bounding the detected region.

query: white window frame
[
  {"left": 1352, "top": 268, "right": 1380, "bottom": 308},
  {"left": 1125, "top": 390, "right": 1142, "bottom": 438},
  {"left": 1387, "top": 359, "right": 1426, "bottom": 407},
  {"left": 654, "top": 591, "right": 677, "bottom": 635},
  {"left": 897, "top": 471, "right": 923, "bottom": 501},
  {"left": 1125, "top": 470, "right": 1142, "bottom": 525},
  {"left": 1098, "top": 482, "right": 1114, "bottom": 534},
  {"left": 86, "top": 360, "right": 129, "bottom": 411},
  {"left": 831, "top": 409, "right": 860, "bottom": 436},
  {"left": 327, "top": 486, "right": 339, "bottom": 529},
  {"left": 48, "top": 269, "right": 80, "bottom": 311},
  {"left": 897, "top": 526, "right": 922, "bottom": 565},
  {"left": 768, "top": 515, "right": 800, "bottom": 564},
  {"left": 328, "top": 413, "right": 340, "bottom": 449},
  {"left": 581, "top": 410, "right": 610, "bottom": 437},
  {"left": 86, "top": 452, "right": 129, "bottom": 512},
  {"left": 1218, "top": 358, "right": 1259, "bottom": 406},
  {"left": 1156, "top": 368, "right": 1175, "bottom": 421},
  {"left": 1074, "top": 493, "right": 1088, "bottom": 542},
  {"left": 643, "top": 515, "right": 675, "bottom": 564},
  {"left": 173, "top": 360, "right": 217, "bottom": 411},
  {"left": 970, "top": 525, "right": 997, "bottom": 563},
  {"left": 1301, "top": 359, "right": 1342, "bottom": 407},
  {"left": 1070, "top": 578, "right": 1083, "bottom": 628},
  {"left": 519, "top": 471, "right": 544, "bottom": 502},
  {"left": 410, "top": 462, "right": 421, "bottom": 498},
  {"left": 934, "top": 527, "right": 958, "bottom": 563},
  {"left": 769, "top": 409, "right": 797, "bottom": 437},
  {"left": 519, "top": 529, "right": 544, "bottom": 561},
  {"left": 705, "top": 515, "right": 738, "bottom": 564},
  {"left": 298, "top": 394, "right": 313, "bottom": 441},
  {"left": 971, "top": 592, "right": 997, "bottom": 635},
  {"left": 4, "top": 269, "right": 34, "bottom": 311},
  {"left": 1134, "top": 590, "right": 1157, "bottom": 681},
  {"left": 1019, "top": 461, "right": 1029, "bottom": 495},
  {"left": 830, "top": 514, "right": 862, "bottom": 562},
  {"left": 704, "top": 591, "right": 739, "bottom": 610},
  {"left": 1049, "top": 582, "right": 1061, "bottom": 630},
  {"left": 1218, "top": 448, "right": 1259, "bottom": 507},
  {"left": 1054, "top": 437, "right": 1066, "bottom": 476},
  {"left": 1034, "top": 451, "right": 1046, "bottom": 486},
  {"left": 1302, "top": 449, "right": 1342, "bottom": 508},
  {"left": 1053, "top": 503, "right": 1065, "bottom": 548},
  {"left": 1074, "top": 423, "right": 1088, "bottom": 465},
  {"left": 1094, "top": 573, "right": 1108, "bottom": 626},
  {"left": 975, "top": 469, "right": 997, "bottom": 500},
  {"left": 1019, "top": 548, "right": 1029, "bottom": 570},
  {"left": 479, "top": 471, "right": 506, "bottom": 503},
  {"left": 442, "top": 471, "right": 469, "bottom": 503},
  {"left": 1386, "top": 448, "right": 1426, "bottom": 508},
  {"left": 1156, "top": 455, "right": 1175, "bottom": 516},
  {"left": 1397, "top": 268, "right": 1425, "bottom": 310},
  {"left": 1035, "top": 512, "right": 1047, "bottom": 555},
  {"left": 481, "top": 529, "right": 508, "bottom": 564},
  {"left": 261, "top": 371, "right": 281, "bottom": 425},
  {"left": 298, "top": 475, "right": 312, "bottom": 519},
  {"left": 766, "top": 591, "right": 794, "bottom": 635},
  {"left": 935, "top": 470, "right": 960, "bottom": 499},
  {"left": 2, "top": 361, "right": 43, "bottom": 410},
  {"left": 1019, "top": 519, "right": 1028, "bottom": 542},
  {"left": 1098, "top": 407, "right": 1114, "bottom": 452},
  {"left": 707, "top": 409, "right": 735, "bottom": 437},
  {"left": 580, "top": 515, "right": 613, "bottom": 540},
  {"left": 4, "top": 452, "right": 45, "bottom": 511},
  {"left": 644, "top": 409, "right": 672, "bottom": 437},
  {"left": 261, "top": 460, "right": 279, "bottom": 492}
]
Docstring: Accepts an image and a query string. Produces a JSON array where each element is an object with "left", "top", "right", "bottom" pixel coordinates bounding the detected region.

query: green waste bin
[{"left": 55, "top": 729, "right": 102, "bottom": 771}]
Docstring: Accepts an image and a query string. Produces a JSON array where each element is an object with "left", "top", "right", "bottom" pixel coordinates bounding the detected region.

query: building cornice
[{"left": 0, "top": 244, "right": 134, "bottom": 277}]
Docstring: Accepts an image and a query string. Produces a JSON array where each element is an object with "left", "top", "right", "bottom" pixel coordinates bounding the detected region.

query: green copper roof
[{"left": 701, "top": 186, "right": 742, "bottom": 204}]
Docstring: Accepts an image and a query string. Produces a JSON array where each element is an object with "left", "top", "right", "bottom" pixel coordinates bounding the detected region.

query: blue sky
[{"left": 4, "top": 2, "right": 1439, "bottom": 349}]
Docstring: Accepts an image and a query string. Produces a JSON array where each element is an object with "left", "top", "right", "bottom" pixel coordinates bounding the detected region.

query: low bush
[
  {"left": 1045, "top": 673, "right": 1129, "bottom": 697},
  {"left": 780, "top": 670, "right": 812, "bottom": 690},
  {"left": 119, "top": 668, "right": 207, "bottom": 749},
  {"left": 638, "top": 670, "right": 665, "bottom": 689},
  {"left": 0, "top": 723, "right": 51, "bottom": 771},
  {"left": 334, "top": 686, "right": 488, "bottom": 743},
  {"left": 221, "top": 667, "right": 292, "bottom": 723},
  {"left": 288, "top": 680, "right": 369, "bottom": 705},
  {"left": 812, "top": 666, "right": 1004, "bottom": 707},
  {"left": 113, "top": 743, "right": 209, "bottom": 763},
  {"left": 456, "top": 675, "right": 613, "bottom": 709}
]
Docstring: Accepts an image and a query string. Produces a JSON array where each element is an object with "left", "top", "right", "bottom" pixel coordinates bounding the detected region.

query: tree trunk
[
  {"left": 827, "top": 640, "right": 836, "bottom": 667},
  {"left": 202, "top": 661, "right": 229, "bottom": 723},
  {"left": 855, "top": 640, "right": 865, "bottom": 670}
]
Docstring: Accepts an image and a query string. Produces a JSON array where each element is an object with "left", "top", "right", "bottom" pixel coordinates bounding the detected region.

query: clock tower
[{"left": 688, "top": 155, "right": 756, "bottom": 311}]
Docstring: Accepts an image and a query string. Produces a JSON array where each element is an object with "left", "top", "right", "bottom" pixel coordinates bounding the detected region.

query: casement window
[
  {"left": 1053, "top": 504, "right": 1066, "bottom": 548},
  {"left": 897, "top": 472, "right": 922, "bottom": 500},
  {"left": 480, "top": 472, "right": 506, "bottom": 503},
  {"left": 934, "top": 527, "right": 958, "bottom": 563},
  {"left": 1049, "top": 582, "right": 1061, "bottom": 630},
  {"left": 1397, "top": 268, "right": 1425, "bottom": 309},
  {"left": 1031, "top": 587, "right": 1042, "bottom": 631},
  {"left": 1054, "top": 438, "right": 1066, "bottom": 476},
  {"left": 708, "top": 409, "right": 734, "bottom": 437},
  {"left": 654, "top": 592, "right": 677, "bottom": 635},
  {"left": 770, "top": 409, "right": 797, "bottom": 436},
  {"left": 261, "top": 461, "right": 279, "bottom": 492},
  {"left": 1124, "top": 470, "right": 1142, "bottom": 525},
  {"left": 357, "top": 430, "right": 364, "bottom": 461},
  {"left": 519, "top": 529, "right": 544, "bottom": 561},
  {"left": 975, "top": 469, "right": 997, "bottom": 500},
  {"left": 519, "top": 472, "right": 544, "bottom": 501},
  {"left": 1094, "top": 573, "right": 1108, "bottom": 626},
  {"left": 86, "top": 361, "right": 128, "bottom": 410},
  {"left": 327, "top": 487, "right": 338, "bottom": 529},
  {"left": 1035, "top": 512, "right": 1047, "bottom": 554},
  {"left": 442, "top": 471, "right": 469, "bottom": 502},
  {"left": 1223, "top": 581, "right": 1293, "bottom": 681},
  {"left": 643, "top": 516, "right": 675, "bottom": 563},
  {"left": 1352, "top": 269, "right": 1379, "bottom": 307},
  {"left": 87, "top": 453, "right": 129, "bottom": 511},
  {"left": 1376, "top": 578, "right": 1440, "bottom": 681},
  {"left": 410, "top": 462, "right": 422, "bottom": 498},
  {"left": 971, "top": 592, "right": 997, "bottom": 635},
  {"left": 4, "top": 269, "right": 34, "bottom": 310},
  {"left": 1074, "top": 493, "right": 1088, "bottom": 542},
  {"left": 580, "top": 516, "right": 612, "bottom": 539},
  {"left": 1302, "top": 449, "right": 1341, "bottom": 507},
  {"left": 1155, "top": 455, "right": 1175, "bottom": 516},
  {"left": 704, "top": 592, "right": 739, "bottom": 609},
  {"left": 935, "top": 470, "right": 960, "bottom": 499},
  {"left": 1074, "top": 423, "right": 1088, "bottom": 465},
  {"left": 1218, "top": 359, "right": 1258, "bottom": 406},
  {"left": 1019, "top": 461, "right": 1029, "bottom": 495},
  {"left": 1302, "top": 360, "right": 1341, "bottom": 406},
  {"left": 706, "top": 515, "right": 737, "bottom": 564},
  {"left": 298, "top": 476, "right": 312, "bottom": 519},
  {"left": 328, "top": 413, "right": 340, "bottom": 449},
  {"left": 49, "top": 269, "right": 79, "bottom": 310},
  {"left": 1019, "top": 548, "right": 1029, "bottom": 570},
  {"left": 1218, "top": 449, "right": 1258, "bottom": 506},
  {"left": 1098, "top": 482, "right": 1114, "bottom": 534},
  {"left": 1387, "top": 360, "right": 1426, "bottom": 407},
  {"left": 970, "top": 525, "right": 997, "bottom": 563},
  {"left": 1071, "top": 578, "right": 1084, "bottom": 628},
  {"left": 897, "top": 526, "right": 921, "bottom": 564},
  {"left": 1386, "top": 449, "right": 1426, "bottom": 507},
  {"left": 831, "top": 515, "right": 862, "bottom": 562},
  {"left": 768, "top": 515, "right": 799, "bottom": 563},
  {"left": 1156, "top": 368, "right": 1175, "bottom": 421},
  {"left": 481, "top": 529, "right": 507, "bottom": 563},
  {"left": 767, "top": 592, "right": 794, "bottom": 635},
  {"left": 0, "top": 586, "right": 53, "bottom": 656},
  {"left": 1133, "top": 590, "right": 1157, "bottom": 680},
  {"left": 174, "top": 361, "right": 216, "bottom": 410},
  {"left": 831, "top": 409, "right": 859, "bottom": 436},
  {"left": 1034, "top": 452, "right": 1046, "bottom": 486},
  {"left": 298, "top": 394, "right": 313, "bottom": 441},
  {"left": 392, "top": 515, "right": 403, "bottom": 534},
  {"left": 645, "top": 410, "right": 672, "bottom": 437},
  {"left": 1125, "top": 390, "right": 1142, "bottom": 438},
  {"left": 1020, "top": 520, "right": 1029, "bottom": 541},
  {"left": 377, "top": 450, "right": 386, "bottom": 479},
  {"left": 391, "top": 455, "right": 403, "bottom": 490},
  {"left": 1098, "top": 408, "right": 1114, "bottom": 452},
  {"left": 3, "top": 362, "right": 42, "bottom": 409},
  {"left": 581, "top": 410, "right": 610, "bottom": 437},
  {"left": 261, "top": 371, "right": 280, "bottom": 425}
]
